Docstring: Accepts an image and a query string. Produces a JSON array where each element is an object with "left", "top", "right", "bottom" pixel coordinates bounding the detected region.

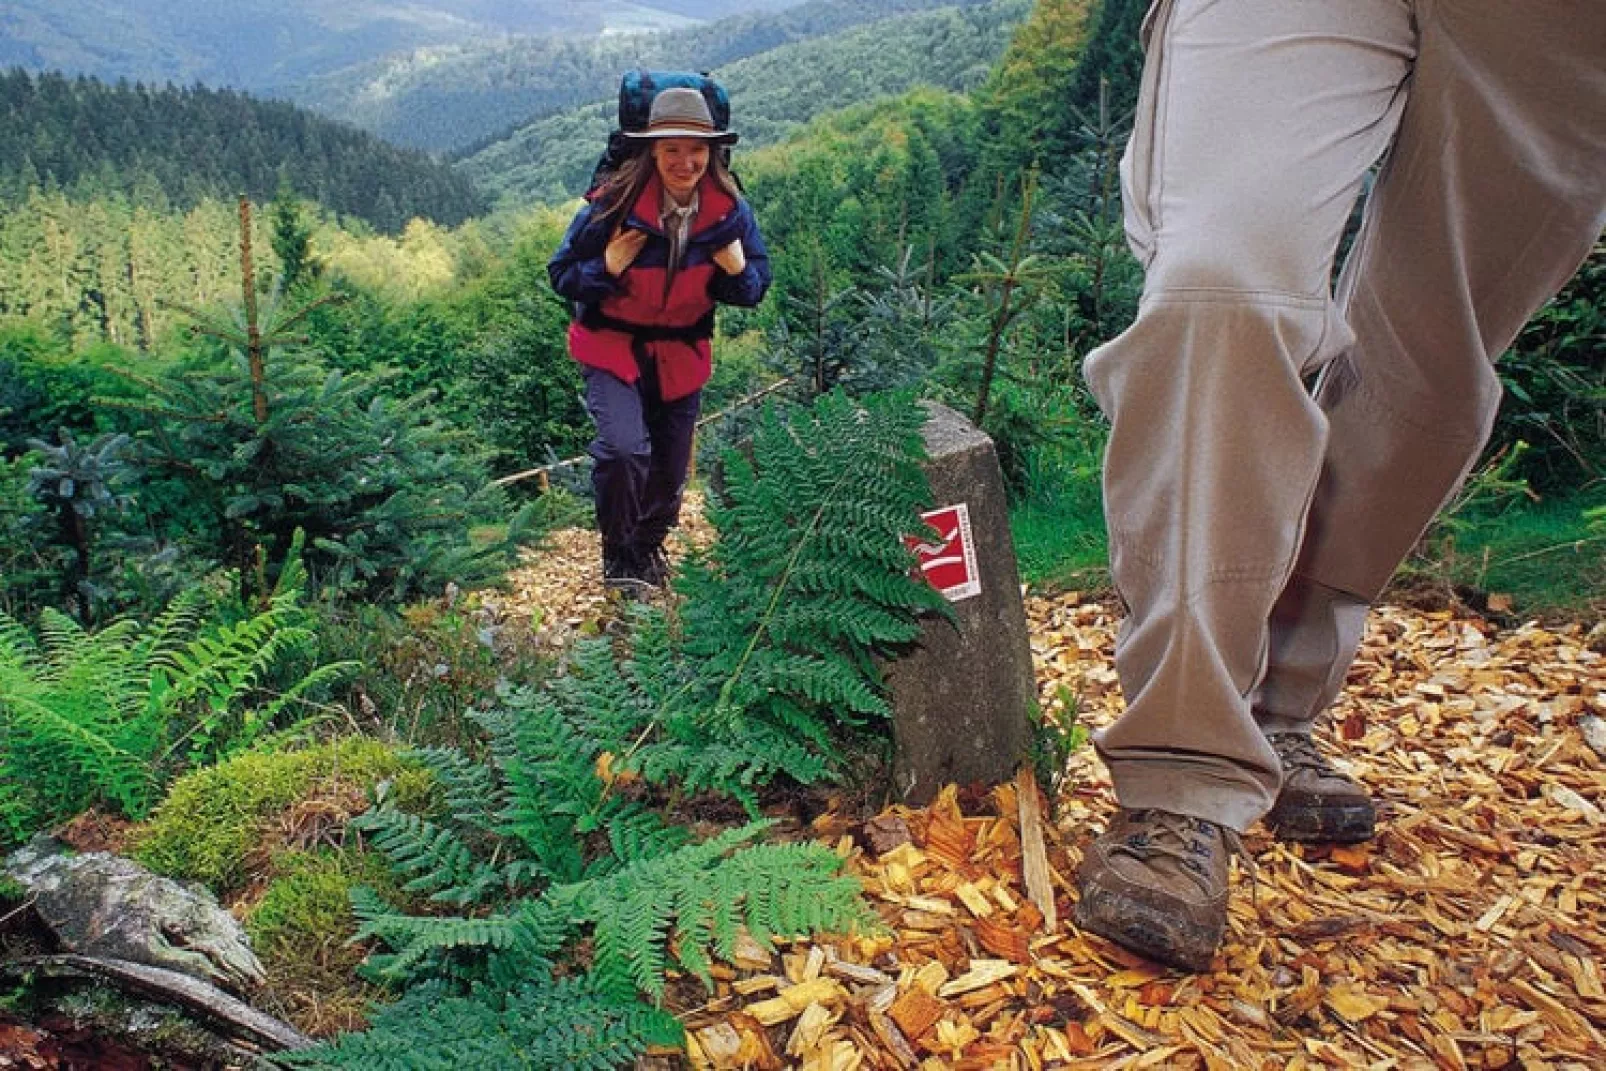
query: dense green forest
[
  {"left": 461, "top": 0, "right": 1032, "bottom": 205},
  {"left": 0, "top": 0, "right": 1602, "bottom": 1063},
  {"left": 290, "top": 0, "right": 998, "bottom": 152},
  {"left": 0, "top": 69, "right": 487, "bottom": 231}
]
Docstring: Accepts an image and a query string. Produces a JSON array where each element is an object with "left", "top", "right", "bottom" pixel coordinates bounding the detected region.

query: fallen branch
[
  {"left": 0, "top": 954, "right": 314, "bottom": 1053},
  {"left": 1015, "top": 766, "right": 1058, "bottom": 931}
]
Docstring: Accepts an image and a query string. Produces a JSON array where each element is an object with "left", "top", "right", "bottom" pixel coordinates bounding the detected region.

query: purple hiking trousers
[{"left": 582, "top": 361, "right": 701, "bottom": 556}]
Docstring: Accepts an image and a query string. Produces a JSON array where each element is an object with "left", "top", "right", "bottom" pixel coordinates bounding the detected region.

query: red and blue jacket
[{"left": 547, "top": 172, "right": 771, "bottom": 401}]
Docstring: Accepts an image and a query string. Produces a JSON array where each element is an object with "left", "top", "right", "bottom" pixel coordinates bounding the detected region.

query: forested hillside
[
  {"left": 285, "top": 0, "right": 995, "bottom": 152},
  {"left": 460, "top": 0, "right": 1032, "bottom": 206},
  {"left": 0, "top": 69, "right": 487, "bottom": 231}
]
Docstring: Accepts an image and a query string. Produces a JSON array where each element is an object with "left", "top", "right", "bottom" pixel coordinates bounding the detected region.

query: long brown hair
[{"left": 594, "top": 142, "right": 741, "bottom": 226}]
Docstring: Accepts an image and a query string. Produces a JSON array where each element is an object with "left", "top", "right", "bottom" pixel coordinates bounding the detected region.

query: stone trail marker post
[{"left": 885, "top": 403, "right": 1035, "bottom": 805}]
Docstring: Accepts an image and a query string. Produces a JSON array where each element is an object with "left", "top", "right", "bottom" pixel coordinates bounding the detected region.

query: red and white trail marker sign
[{"left": 906, "top": 503, "right": 981, "bottom": 602}]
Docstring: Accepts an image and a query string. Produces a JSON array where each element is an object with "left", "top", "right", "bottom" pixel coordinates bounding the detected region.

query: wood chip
[
  {"left": 973, "top": 914, "right": 1033, "bottom": 964},
  {"left": 954, "top": 881, "right": 994, "bottom": 918},
  {"left": 824, "top": 960, "right": 892, "bottom": 987},
  {"left": 867, "top": 1009, "right": 918, "bottom": 1069},
  {"left": 937, "top": 960, "right": 1018, "bottom": 998},
  {"left": 730, "top": 931, "right": 774, "bottom": 971},
  {"left": 787, "top": 1003, "right": 836, "bottom": 1057},
  {"left": 748, "top": 979, "right": 850, "bottom": 1026},
  {"left": 911, "top": 961, "right": 949, "bottom": 995},
  {"left": 888, "top": 987, "right": 946, "bottom": 1041},
  {"left": 1580, "top": 715, "right": 1606, "bottom": 760}
]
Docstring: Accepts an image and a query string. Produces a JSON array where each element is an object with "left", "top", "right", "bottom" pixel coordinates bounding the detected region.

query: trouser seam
[
  {"left": 1114, "top": 548, "right": 1287, "bottom": 589},
  {"left": 1145, "top": 287, "right": 1328, "bottom": 310}
]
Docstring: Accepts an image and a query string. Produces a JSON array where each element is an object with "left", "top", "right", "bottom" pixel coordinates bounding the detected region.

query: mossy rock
[{"left": 134, "top": 736, "right": 434, "bottom": 896}]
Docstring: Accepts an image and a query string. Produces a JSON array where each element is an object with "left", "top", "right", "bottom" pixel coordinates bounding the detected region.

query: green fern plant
[
  {"left": 0, "top": 532, "right": 355, "bottom": 843},
  {"left": 626, "top": 390, "right": 951, "bottom": 804},
  {"left": 278, "top": 392, "right": 944, "bottom": 1069},
  {"left": 279, "top": 708, "right": 877, "bottom": 1069}
]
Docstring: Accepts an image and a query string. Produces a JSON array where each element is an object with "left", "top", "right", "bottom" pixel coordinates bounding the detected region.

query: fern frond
[
  {"left": 475, "top": 693, "right": 595, "bottom": 883},
  {"left": 574, "top": 820, "right": 880, "bottom": 1004},
  {"left": 548, "top": 634, "right": 656, "bottom": 745},
  {"left": 408, "top": 746, "right": 505, "bottom": 835},
  {"left": 590, "top": 884, "right": 671, "bottom": 1000},
  {"left": 134, "top": 586, "right": 207, "bottom": 668},
  {"left": 0, "top": 682, "right": 154, "bottom": 816},
  {"left": 256, "top": 659, "right": 359, "bottom": 724},
  {"left": 600, "top": 809, "right": 690, "bottom": 869},
  {"left": 349, "top": 886, "right": 526, "bottom": 981},
  {"left": 664, "top": 391, "right": 940, "bottom": 791},
  {"left": 275, "top": 974, "right": 681, "bottom": 1071},
  {"left": 483, "top": 897, "right": 578, "bottom": 991},
  {"left": 352, "top": 809, "right": 506, "bottom": 906}
]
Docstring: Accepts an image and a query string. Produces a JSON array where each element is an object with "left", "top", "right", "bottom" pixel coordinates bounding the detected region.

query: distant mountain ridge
[
  {"left": 458, "top": 0, "right": 1032, "bottom": 207},
  {"left": 280, "top": 0, "right": 991, "bottom": 153},
  {"left": 0, "top": 0, "right": 806, "bottom": 96}
]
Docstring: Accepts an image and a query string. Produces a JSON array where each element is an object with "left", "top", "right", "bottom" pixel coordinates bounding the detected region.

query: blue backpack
[
  {"left": 618, "top": 70, "right": 730, "bottom": 134},
  {"left": 588, "top": 69, "right": 737, "bottom": 194}
]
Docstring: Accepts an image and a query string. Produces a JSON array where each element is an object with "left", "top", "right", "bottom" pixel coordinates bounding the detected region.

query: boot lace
[
  {"left": 1115, "top": 810, "right": 1258, "bottom": 904},
  {"left": 1268, "top": 732, "right": 1342, "bottom": 779}
]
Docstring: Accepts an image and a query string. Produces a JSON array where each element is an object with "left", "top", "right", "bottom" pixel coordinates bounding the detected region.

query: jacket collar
[{"left": 627, "top": 172, "right": 737, "bottom": 237}]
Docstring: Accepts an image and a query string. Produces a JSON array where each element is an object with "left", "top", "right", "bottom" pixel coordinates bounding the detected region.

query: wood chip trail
[{"left": 509, "top": 524, "right": 1605, "bottom": 1070}]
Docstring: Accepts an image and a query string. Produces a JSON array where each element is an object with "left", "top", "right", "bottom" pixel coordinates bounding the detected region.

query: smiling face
[{"left": 652, "top": 138, "right": 711, "bottom": 202}]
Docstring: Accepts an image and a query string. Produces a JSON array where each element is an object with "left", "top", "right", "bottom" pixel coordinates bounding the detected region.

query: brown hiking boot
[
  {"left": 1074, "top": 809, "right": 1240, "bottom": 972},
  {"left": 1264, "top": 732, "right": 1376, "bottom": 843}
]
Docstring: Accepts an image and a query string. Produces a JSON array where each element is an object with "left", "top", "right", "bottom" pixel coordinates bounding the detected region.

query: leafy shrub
[
  {"left": 0, "top": 324, "right": 92, "bottom": 452},
  {"left": 99, "top": 202, "right": 545, "bottom": 606},
  {"left": 1495, "top": 241, "right": 1604, "bottom": 492},
  {"left": 136, "top": 735, "right": 432, "bottom": 895},
  {"left": 0, "top": 553, "right": 356, "bottom": 847},
  {"left": 444, "top": 297, "right": 591, "bottom": 477},
  {"left": 117, "top": 341, "right": 537, "bottom": 604},
  {"left": 314, "top": 597, "right": 534, "bottom": 749}
]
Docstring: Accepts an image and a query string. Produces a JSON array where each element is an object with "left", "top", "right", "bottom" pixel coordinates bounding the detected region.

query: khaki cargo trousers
[{"left": 1083, "top": 0, "right": 1606, "bottom": 831}]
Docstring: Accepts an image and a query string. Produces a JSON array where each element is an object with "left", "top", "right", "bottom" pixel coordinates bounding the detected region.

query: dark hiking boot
[
  {"left": 1074, "top": 809, "right": 1241, "bottom": 972},
  {"left": 1264, "top": 732, "right": 1376, "bottom": 843},
  {"left": 602, "top": 544, "right": 654, "bottom": 601},
  {"left": 636, "top": 544, "right": 672, "bottom": 589}
]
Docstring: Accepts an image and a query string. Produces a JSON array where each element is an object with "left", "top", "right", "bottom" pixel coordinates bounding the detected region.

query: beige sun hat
[{"left": 623, "top": 87, "right": 739, "bottom": 144}]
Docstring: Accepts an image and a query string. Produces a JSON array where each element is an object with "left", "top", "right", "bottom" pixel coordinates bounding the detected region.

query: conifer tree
[
  {"left": 973, "top": 0, "right": 1096, "bottom": 176},
  {"left": 270, "top": 177, "right": 320, "bottom": 293}
]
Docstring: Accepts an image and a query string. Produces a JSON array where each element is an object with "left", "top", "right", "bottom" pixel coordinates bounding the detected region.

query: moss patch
[
  {"left": 0, "top": 876, "right": 25, "bottom": 906},
  {"left": 133, "top": 736, "right": 433, "bottom": 896},
  {"left": 245, "top": 848, "right": 398, "bottom": 1037}
]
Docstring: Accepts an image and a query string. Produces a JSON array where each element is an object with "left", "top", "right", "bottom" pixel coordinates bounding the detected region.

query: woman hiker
[{"left": 548, "top": 86, "right": 771, "bottom": 596}]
